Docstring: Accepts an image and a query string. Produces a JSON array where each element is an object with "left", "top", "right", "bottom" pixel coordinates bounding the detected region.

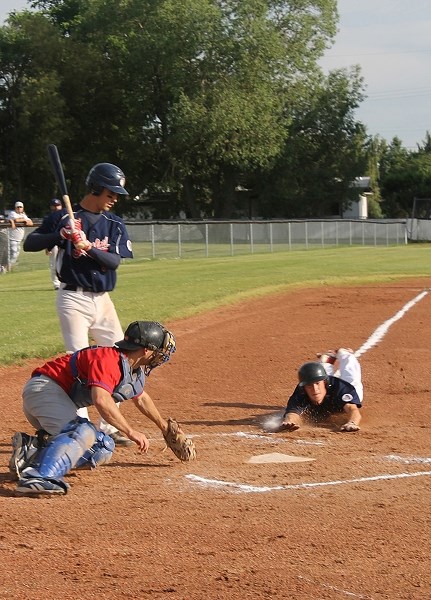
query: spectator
[{"left": 7, "top": 201, "right": 33, "bottom": 268}]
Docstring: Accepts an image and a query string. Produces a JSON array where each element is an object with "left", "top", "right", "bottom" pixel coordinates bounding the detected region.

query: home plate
[{"left": 247, "top": 452, "right": 315, "bottom": 464}]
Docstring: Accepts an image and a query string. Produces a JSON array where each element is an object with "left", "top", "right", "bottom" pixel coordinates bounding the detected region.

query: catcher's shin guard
[
  {"left": 36, "top": 417, "right": 97, "bottom": 479},
  {"left": 75, "top": 431, "right": 115, "bottom": 469}
]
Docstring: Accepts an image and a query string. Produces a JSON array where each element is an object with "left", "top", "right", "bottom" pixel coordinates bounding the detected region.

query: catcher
[{"left": 9, "top": 320, "right": 196, "bottom": 496}]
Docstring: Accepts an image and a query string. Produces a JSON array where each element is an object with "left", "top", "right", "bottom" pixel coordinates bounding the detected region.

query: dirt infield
[{"left": 1, "top": 278, "right": 430, "bottom": 600}]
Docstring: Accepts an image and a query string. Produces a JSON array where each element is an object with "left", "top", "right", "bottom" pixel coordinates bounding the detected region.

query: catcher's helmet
[
  {"left": 115, "top": 321, "right": 176, "bottom": 374},
  {"left": 85, "top": 162, "right": 128, "bottom": 195},
  {"left": 298, "top": 361, "right": 328, "bottom": 387}
]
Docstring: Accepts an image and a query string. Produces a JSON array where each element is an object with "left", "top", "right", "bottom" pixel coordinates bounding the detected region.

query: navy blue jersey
[
  {"left": 285, "top": 376, "right": 361, "bottom": 420},
  {"left": 29, "top": 205, "right": 133, "bottom": 292}
]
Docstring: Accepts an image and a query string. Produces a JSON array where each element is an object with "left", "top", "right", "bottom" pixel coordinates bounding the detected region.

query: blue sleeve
[
  {"left": 284, "top": 386, "right": 308, "bottom": 415},
  {"left": 113, "top": 218, "right": 133, "bottom": 259},
  {"left": 23, "top": 211, "right": 65, "bottom": 252},
  {"left": 330, "top": 378, "right": 362, "bottom": 409}
]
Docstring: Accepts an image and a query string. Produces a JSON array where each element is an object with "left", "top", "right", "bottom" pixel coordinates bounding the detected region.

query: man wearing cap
[
  {"left": 23, "top": 163, "right": 133, "bottom": 445},
  {"left": 7, "top": 201, "right": 33, "bottom": 268},
  {"left": 8, "top": 321, "right": 185, "bottom": 496}
]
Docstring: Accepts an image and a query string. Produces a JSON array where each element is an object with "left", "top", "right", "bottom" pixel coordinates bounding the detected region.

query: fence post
[
  {"left": 230, "top": 223, "right": 234, "bottom": 256},
  {"left": 249, "top": 222, "right": 254, "bottom": 254},
  {"left": 269, "top": 222, "right": 273, "bottom": 253},
  {"left": 205, "top": 223, "right": 209, "bottom": 257},
  {"left": 177, "top": 223, "right": 182, "bottom": 257},
  {"left": 151, "top": 224, "right": 155, "bottom": 259}
]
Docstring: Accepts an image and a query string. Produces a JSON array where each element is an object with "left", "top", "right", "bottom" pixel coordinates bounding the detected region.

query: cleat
[
  {"left": 109, "top": 431, "right": 133, "bottom": 446},
  {"left": 9, "top": 432, "right": 39, "bottom": 479},
  {"left": 15, "top": 474, "right": 70, "bottom": 496},
  {"left": 316, "top": 350, "right": 336, "bottom": 365}
]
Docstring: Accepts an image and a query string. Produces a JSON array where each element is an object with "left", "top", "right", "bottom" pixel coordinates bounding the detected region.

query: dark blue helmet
[
  {"left": 85, "top": 163, "right": 128, "bottom": 195},
  {"left": 298, "top": 362, "right": 328, "bottom": 386}
]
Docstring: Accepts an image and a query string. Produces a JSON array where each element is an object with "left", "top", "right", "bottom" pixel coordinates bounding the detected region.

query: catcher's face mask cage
[{"left": 145, "top": 329, "right": 176, "bottom": 376}]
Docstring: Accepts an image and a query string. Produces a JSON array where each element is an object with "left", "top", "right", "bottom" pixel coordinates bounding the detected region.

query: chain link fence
[
  {"left": 1, "top": 218, "right": 409, "bottom": 273},
  {"left": 124, "top": 219, "right": 408, "bottom": 260},
  {"left": 0, "top": 224, "right": 10, "bottom": 273}
]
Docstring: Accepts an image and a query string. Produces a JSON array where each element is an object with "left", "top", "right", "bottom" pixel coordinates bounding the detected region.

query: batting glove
[
  {"left": 72, "top": 247, "right": 88, "bottom": 259},
  {"left": 60, "top": 220, "right": 82, "bottom": 241},
  {"left": 72, "top": 230, "right": 92, "bottom": 252},
  {"left": 340, "top": 421, "right": 360, "bottom": 432}
]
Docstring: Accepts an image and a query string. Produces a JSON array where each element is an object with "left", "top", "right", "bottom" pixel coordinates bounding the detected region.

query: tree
[
  {"left": 379, "top": 138, "right": 431, "bottom": 217},
  {"left": 250, "top": 66, "right": 368, "bottom": 217}
]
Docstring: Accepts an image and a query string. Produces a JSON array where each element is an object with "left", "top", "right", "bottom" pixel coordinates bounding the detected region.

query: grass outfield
[{"left": 1, "top": 244, "right": 429, "bottom": 364}]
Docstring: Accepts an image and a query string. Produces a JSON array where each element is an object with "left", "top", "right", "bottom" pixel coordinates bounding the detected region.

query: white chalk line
[
  {"left": 355, "top": 289, "right": 429, "bottom": 358},
  {"left": 298, "top": 575, "right": 374, "bottom": 600},
  {"left": 385, "top": 454, "right": 431, "bottom": 464},
  {"left": 186, "top": 470, "right": 431, "bottom": 493}
]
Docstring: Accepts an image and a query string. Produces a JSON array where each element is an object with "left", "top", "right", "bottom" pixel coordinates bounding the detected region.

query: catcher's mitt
[{"left": 163, "top": 417, "right": 197, "bottom": 462}]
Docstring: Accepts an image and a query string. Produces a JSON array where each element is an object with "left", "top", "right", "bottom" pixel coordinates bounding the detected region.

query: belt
[{"left": 64, "top": 284, "right": 95, "bottom": 293}]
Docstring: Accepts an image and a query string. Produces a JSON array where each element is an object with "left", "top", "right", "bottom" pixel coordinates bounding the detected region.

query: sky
[{"left": 1, "top": 0, "right": 430, "bottom": 151}]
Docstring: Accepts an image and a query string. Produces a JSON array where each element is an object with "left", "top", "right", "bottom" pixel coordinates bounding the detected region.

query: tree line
[{"left": 0, "top": 0, "right": 430, "bottom": 220}]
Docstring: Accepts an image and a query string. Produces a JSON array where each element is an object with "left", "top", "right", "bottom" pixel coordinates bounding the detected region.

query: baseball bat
[
  {"left": 47, "top": 144, "right": 75, "bottom": 228},
  {"left": 47, "top": 144, "right": 87, "bottom": 250}
]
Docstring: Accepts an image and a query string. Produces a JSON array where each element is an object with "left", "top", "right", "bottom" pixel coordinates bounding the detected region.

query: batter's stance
[{"left": 24, "top": 163, "right": 133, "bottom": 443}]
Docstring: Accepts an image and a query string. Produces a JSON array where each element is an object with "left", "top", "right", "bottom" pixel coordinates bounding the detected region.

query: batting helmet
[
  {"left": 85, "top": 163, "right": 128, "bottom": 195},
  {"left": 298, "top": 361, "right": 328, "bottom": 387}
]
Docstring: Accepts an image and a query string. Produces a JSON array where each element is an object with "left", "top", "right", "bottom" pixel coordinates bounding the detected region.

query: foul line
[
  {"left": 355, "top": 290, "right": 429, "bottom": 358},
  {"left": 186, "top": 471, "right": 431, "bottom": 493}
]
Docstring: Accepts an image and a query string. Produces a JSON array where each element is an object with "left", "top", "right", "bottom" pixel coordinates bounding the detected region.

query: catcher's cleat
[
  {"left": 15, "top": 470, "right": 70, "bottom": 497},
  {"left": 109, "top": 431, "right": 133, "bottom": 446},
  {"left": 9, "top": 432, "right": 39, "bottom": 479}
]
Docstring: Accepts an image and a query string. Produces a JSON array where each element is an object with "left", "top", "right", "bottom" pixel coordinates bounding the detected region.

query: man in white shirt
[{"left": 8, "top": 201, "right": 33, "bottom": 268}]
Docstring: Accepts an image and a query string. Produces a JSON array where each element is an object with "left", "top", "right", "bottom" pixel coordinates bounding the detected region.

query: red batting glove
[
  {"left": 60, "top": 225, "right": 74, "bottom": 240},
  {"left": 60, "top": 220, "right": 82, "bottom": 240},
  {"left": 72, "top": 247, "right": 87, "bottom": 259},
  {"left": 72, "top": 230, "right": 92, "bottom": 252}
]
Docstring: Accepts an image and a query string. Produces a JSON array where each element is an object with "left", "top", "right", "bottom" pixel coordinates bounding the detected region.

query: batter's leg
[
  {"left": 56, "top": 288, "right": 94, "bottom": 420},
  {"left": 89, "top": 292, "right": 128, "bottom": 439}
]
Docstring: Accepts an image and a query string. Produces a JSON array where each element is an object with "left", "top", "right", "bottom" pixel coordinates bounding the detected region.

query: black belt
[{"left": 64, "top": 284, "right": 95, "bottom": 292}]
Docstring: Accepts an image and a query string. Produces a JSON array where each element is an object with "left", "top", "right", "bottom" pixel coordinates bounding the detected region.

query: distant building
[{"left": 342, "top": 177, "right": 372, "bottom": 219}]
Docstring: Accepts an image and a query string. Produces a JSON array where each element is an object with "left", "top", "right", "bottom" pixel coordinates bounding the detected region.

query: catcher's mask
[
  {"left": 115, "top": 321, "right": 176, "bottom": 375},
  {"left": 298, "top": 361, "right": 328, "bottom": 387}
]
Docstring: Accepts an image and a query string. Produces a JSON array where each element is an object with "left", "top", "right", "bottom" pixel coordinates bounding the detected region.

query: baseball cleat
[
  {"left": 9, "top": 432, "right": 39, "bottom": 479},
  {"left": 15, "top": 474, "right": 70, "bottom": 496},
  {"left": 316, "top": 350, "right": 336, "bottom": 364}
]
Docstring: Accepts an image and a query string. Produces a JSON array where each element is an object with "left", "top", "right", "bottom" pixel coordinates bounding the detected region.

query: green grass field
[{"left": 1, "top": 243, "right": 429, "bottom": 364}]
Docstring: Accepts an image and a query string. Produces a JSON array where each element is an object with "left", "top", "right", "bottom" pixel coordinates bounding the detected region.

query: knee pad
[
  {"left": 75, "top": 431, "right": 115, "bottom": 470},
  {"left": 37, "top": 418, "right": 97, "bottom": 479}
]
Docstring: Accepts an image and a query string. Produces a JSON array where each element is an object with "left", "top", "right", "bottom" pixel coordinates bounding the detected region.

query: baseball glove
[{"left": 163, "top": 417, "right": 197, "bottom": 462}]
